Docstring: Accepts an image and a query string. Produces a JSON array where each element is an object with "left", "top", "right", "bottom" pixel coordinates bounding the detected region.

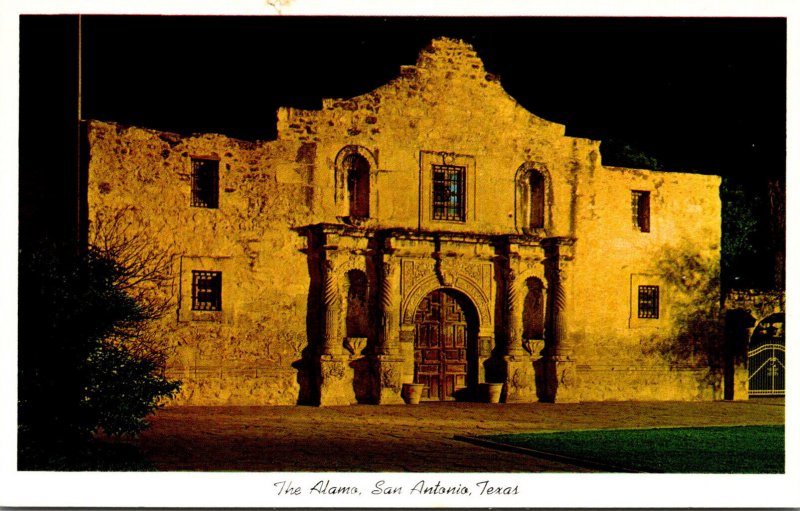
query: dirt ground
[{"left": 128, "top": 398, "right": 785, "bottom": 472}]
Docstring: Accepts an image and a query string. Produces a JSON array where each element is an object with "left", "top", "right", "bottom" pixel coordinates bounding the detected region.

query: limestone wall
[
  {"left": 86, "top": 120, "right": 313, "bottom": 405},
  {"left": 276, "top": 37, "right": 596, "bottom": 238},
  {"left": 569, "top": 165, "right": 723, "bottom": 400}
]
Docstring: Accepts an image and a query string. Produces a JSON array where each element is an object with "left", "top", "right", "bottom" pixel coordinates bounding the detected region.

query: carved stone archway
[{"left": 401, "top": 273, "right": 493, "bottom": 335}]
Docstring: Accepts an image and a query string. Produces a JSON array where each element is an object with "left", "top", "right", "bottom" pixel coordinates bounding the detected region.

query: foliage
[
  {"left": 720, "top": 176, "right": 786, "bottom": 291},
  {"left": 600, "top": 140, "right": 785, "bottom": 292},
  {"left": 720, "top": 178, "right": 760, "bottom": 289},
  {"left": 766, "top": 179, "right": 786, "bottom": 289},
  {"left": 600, "top": 139, "right": 666, "bottom": 170},
  {"left": 89, "top": 207, "right": 177, "bottom": 365},
  {"left": 644, "top": 245, "right": 726, "bottom": 377},
  {"left": 483, "top": 425, "right": 784, "bottom": 473},
  {"left": 18, "top": 226, "right": 180, "bottom": 469}
]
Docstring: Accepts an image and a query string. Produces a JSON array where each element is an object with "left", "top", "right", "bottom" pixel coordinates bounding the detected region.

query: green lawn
[{"left": 481, "top": 425, "right": 784, "bottom": 473}]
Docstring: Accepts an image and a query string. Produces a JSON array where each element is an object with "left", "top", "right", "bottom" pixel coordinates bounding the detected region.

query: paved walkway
[{"left": 132, "top": 399, "right": 784, "bottom": 472}]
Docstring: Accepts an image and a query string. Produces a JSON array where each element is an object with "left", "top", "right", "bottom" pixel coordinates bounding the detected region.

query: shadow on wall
[
  {"left": 723, "top": 309, "right": 756, "bottom": 399},
  {"left": 350, "top": 357, "right": 374, "bottom": 404},
  {"left": 293, "top": 240, "right": 323, "bottom": 406},
  {"left": 642, "top": 244, "right": 730, "bottom": 395}
]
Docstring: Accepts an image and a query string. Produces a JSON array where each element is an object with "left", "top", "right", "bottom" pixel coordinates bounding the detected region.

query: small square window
[
  {"left": 632, "top": 190, "right": 650, "bottom": 232},
  {"left": 638, "top": 285, "right": 659, "bottom": 319},
  {"left": 192, "top": 271, "right": 222, "bottom": 311},
  {"left": 191, "top": 158, "right": 219, "bottom": 208},
  {"left": 432, "top": 164, "right": 466, "bottom": 222}
]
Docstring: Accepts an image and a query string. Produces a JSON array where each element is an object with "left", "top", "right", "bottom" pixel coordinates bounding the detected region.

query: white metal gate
[{"left": 748, "top": 314, "right": 785, "bottom": 396}]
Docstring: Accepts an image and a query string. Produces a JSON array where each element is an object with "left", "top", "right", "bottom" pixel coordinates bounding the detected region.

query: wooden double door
[{"left": 413, "top": 289, "right": 477, "bottom": 401}]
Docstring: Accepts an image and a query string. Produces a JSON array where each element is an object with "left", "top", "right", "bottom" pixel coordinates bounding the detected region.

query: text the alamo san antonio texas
[{"left": 86, "top": 37, "right": 748, "bottom": 406}]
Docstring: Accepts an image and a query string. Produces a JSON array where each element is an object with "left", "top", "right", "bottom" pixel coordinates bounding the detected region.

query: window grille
[
  {"left": 632, "top": 190, "right": 650, "bottom": 232},
  {"left": 191, "top": 158, "right": 219, "bottom": 208},
  {"left": 192, "top": 271, "right": 222, "bottom": 311},
  {"left": 432, "top": 164, "right": 466, "bottom": 221},
  {"left": 637, "top": 285, "right": 659, "bottom": 319}
]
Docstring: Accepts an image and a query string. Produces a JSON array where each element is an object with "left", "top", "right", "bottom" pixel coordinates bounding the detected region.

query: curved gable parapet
[{"left": 276, "top": 37, "right": 568, "bottom": 142}]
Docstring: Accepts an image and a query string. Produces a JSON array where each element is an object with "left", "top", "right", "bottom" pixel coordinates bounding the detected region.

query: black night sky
[
  {"left": 75, "top": 16, "right": 785, "bottom": 177},
  {"left": 19, "top": 16, "right": 786, "bottom": 285}
]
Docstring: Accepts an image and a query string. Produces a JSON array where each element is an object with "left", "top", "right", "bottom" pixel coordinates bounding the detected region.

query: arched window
[
  {"left": 344, "top": 154, "right": 370, "bottom": 219},
  {"left": 345, "top": 270, "right": 369, "bottom": 338},
  {"left": 528, "top": 171, "right": 545, "bottom": 229},
  {"left": 334, "top": 145, "right": 377, "bottom": 223},
  {"left": 522, "top": 277, "right": 545, "bottom": 340},
  {"left": 515, "top": 163, "right": 548, "bottom": 233}
]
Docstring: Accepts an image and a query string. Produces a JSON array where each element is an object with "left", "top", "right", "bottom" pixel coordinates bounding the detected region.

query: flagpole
[
  {"left": 76, "top": 14, "right": 84, "bottom": 253},
  {"left": 77, "top": 14, "right": 82, "bottom": 121}
]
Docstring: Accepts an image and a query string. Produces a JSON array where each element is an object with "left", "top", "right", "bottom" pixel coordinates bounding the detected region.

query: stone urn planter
[
  {"left": 479, "top": 382, "right": 504, "bottom": 403},
  {"left": 401, "top": 383, "right": 425, "bottom": 405}
]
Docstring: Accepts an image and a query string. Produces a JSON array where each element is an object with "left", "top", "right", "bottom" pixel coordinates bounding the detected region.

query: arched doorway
[
  {"left": 748, "top": 313, "right": 785, "bottom": 396},
  {"left": 413, "top": 288, "right": 478, "bottom": 401}
]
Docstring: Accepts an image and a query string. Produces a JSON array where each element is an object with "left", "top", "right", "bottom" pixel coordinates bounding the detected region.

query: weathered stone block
[{"left": 319, "top": 356, "right": 356, "bottom": 406}]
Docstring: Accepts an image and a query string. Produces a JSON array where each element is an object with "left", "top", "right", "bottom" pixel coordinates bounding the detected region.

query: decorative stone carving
[
  {"left": 373, "top": 356, "right": 405, "bottom": 405},
  {"left": 321, "top": 358, "right": 346, "bottom": 380},
  {"left": 322, "top": 260, "right": 342, "bottom": 356},
  {"left": 551, "top": 266, "right": 570, "bottom": 357},
  {"left": 522, "top": 339, "right": 546, "bottom": 357},
  {"left": 435, "top": 261, "right": 454, "bottom": 286},
  {"left": 381, "top": 364, "right": 400, "bottom": 390},
  {"left": 461, "top": 261, "right": 481, "bottom": 285},
  {"left": 438, "top": 258, "right": 491, "bottom": 297},
  {"left": 379, "top": 259, "right": 399, "bottom": 354},
  {"left": 505, "top": 265, "right": 525, "bottom": 358},
  {"left": 332, "top": 254, "right": 368, "bottom": 281},
  {"left": 402, "top": 259, "right": 434, "bottom": 294},
  {"left": 319, "top": 356, "right": 355, "bottom": 406},
  {"left": 503, "top": 358, "right": 538, "bottom": 403},
  {"left": 401, "top": 273, "right": 492, "bottom": 330},
  {"left": 343, "top": 336, "right": 367, "bottom": 356}
]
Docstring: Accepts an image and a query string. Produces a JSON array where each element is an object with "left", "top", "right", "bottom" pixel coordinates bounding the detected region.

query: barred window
[
  {"left": 191, "top": 158, "right": 219, "bottom": 208},
  {"left": 637, "top": 285, "right": 659, "bottom": 319},
  {"left": 632, "top": 190, "right": 650, "bottom": 232},
  {"left": 432, "top": 164, "right": 466, "bottom": 221},
  {"left": 192, "top": 271, "right": 222, "bottom": 311}
]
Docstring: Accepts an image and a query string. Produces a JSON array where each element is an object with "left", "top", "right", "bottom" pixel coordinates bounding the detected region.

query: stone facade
[{"left": 85, "top": 38, "right": 722, "bottom": 405}]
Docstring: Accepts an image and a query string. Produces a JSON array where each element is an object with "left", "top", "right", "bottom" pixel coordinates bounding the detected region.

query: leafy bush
[{"left": 18, "top": 240, "right": 180, "bottom": 469}]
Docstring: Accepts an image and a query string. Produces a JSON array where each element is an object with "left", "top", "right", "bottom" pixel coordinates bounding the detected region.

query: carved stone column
[
  {"left": 379, "top": 259, "right": 399, "bottom": 355},
  {"left": 319, "top": 259, "right": 355, "bottom": 406},
  {"left": 321, "top": 260, "right": 342, "bottom": 356},
  {"left": 503, "top": 259, "right": 537, "bottom": 403},
  {"left": 545, "top": 263, "right": 579, "bottom": 403},
  {"left": 551, "top": 266, "right": 570, "bottom": 356},
  {"left": 505, "top": 265, "right": 525, "bottom": 358},
  {"left": 374, "top": 254, "right": 404, "bottom": 404}
]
